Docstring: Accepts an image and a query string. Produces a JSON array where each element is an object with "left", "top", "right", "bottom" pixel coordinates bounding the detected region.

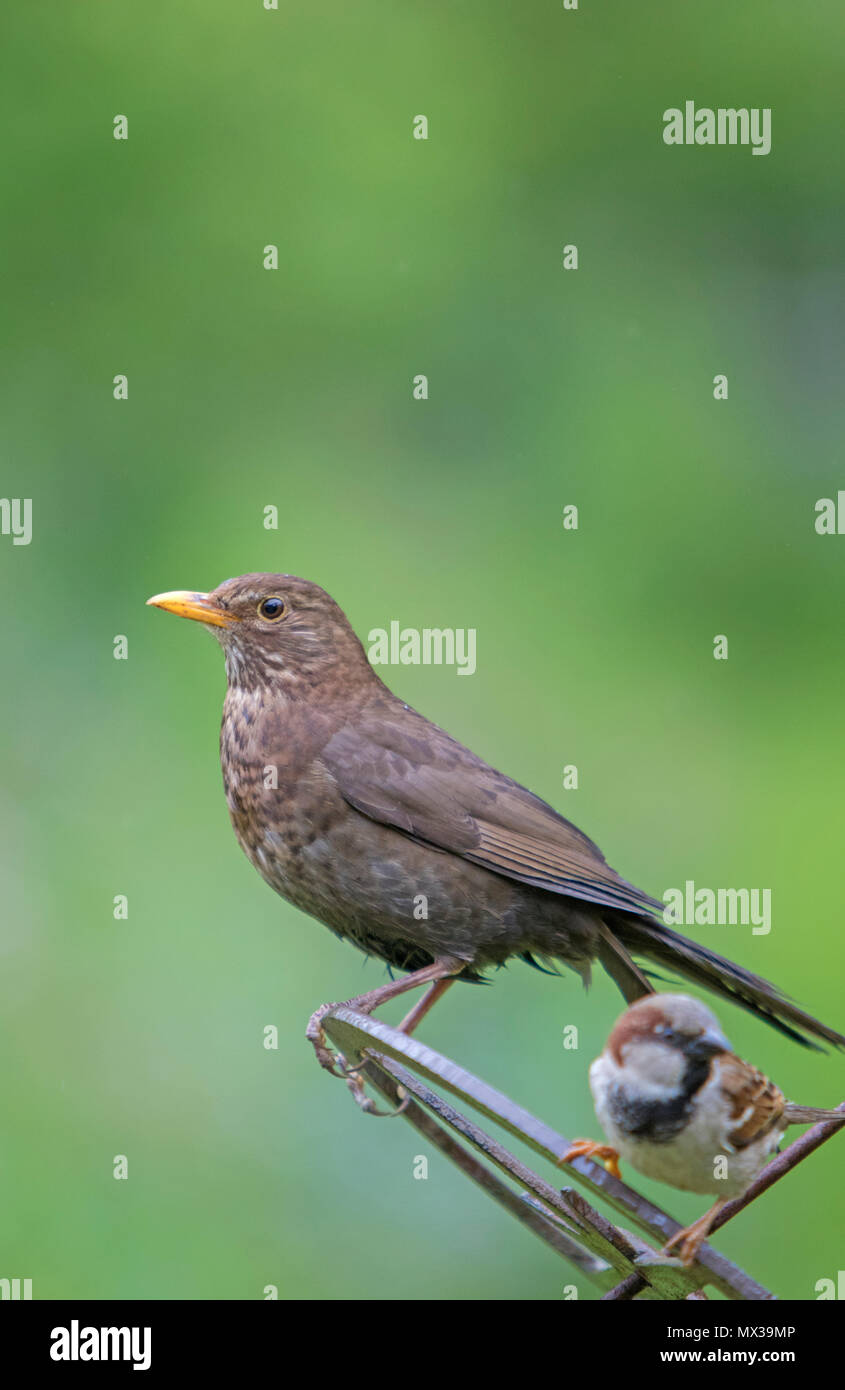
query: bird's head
[
  {"left": 146, "top": 572, "right": 372, "bottom": 693},
  {"left": 605, "top": 994, "right": 732, "bottom": 1090}
]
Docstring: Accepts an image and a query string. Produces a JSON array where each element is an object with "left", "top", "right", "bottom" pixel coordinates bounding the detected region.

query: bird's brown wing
[
  {"left": 322, "top": 700, "right": 662, "bottom": 918},
  {"left": 718, "top": 1053, "right": 786, "bottom": 1149}
]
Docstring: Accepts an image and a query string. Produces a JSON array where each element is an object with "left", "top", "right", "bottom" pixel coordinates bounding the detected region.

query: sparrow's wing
[
  {"left": 323, "top": 699, "right": 662, "bottom": 918},
  {"left": 718, "top": 1054, "right": 786, "bottom": 1148}
]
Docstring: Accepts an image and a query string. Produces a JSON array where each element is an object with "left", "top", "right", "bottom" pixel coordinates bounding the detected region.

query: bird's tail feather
[
  {"left": 596, "top": 922, "right": 655, "bottom": 1004},
  {"left": 783, "top": 1103, "right": 845, "bottom": 1124},
  {"left": 610, "top": 916, "right": 845, "bottom": 1052}
]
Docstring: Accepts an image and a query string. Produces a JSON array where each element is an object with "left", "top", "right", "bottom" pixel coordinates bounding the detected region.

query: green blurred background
[{"left": 2, "top": 1, "right": 844, "bottom": 1300}]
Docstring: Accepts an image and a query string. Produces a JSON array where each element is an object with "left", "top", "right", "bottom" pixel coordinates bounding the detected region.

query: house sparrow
[{"left": 562, "top": 994, "right": 843, "bottom": 1265}]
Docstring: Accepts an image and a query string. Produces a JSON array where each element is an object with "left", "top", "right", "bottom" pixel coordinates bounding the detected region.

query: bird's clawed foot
[
  {"left": 304, "top": 1001, "right": 410, "bottom": 1116},
  {"left": 559, "top": 1138, "right": 622, "bottom": 1180},
  {"left": 306, "top": 960, "right": 461, "bottom": 1108},
  {"left": 661, "top": 1200, "right": 726, "bottom": 1267},
  {"left": 343, "top": 1071, "right": 410, "bottom": 1117},
  {"left": 305, "top": 1001, "right": 351, "bottom": 1078},
  {"left": 661, "top": 1218, "right": 712, "bottom": 1268}
]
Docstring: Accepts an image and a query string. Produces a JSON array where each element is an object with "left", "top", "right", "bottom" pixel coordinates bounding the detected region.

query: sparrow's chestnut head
[{"left": 605, "top": 993, "right": 732, "bottom": 1092}]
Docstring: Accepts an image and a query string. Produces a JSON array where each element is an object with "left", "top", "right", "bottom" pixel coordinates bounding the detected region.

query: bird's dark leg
[
  {"left": 397, "top": 976, "right": 456, "bottom": 1034},
  {"left": 306, "top": 956, "right": 464, "bottom": 1084}
]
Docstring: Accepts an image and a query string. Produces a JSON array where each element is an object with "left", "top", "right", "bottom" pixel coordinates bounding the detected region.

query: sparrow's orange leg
[
  {"left": 662, "top": 1198, "right": 728, "bottom": 1266},
  {"left": 559, "top": 1138, "right": 622, "bottom": 1180}
]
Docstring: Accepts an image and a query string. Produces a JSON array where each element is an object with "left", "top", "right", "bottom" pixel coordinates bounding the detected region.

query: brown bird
[
  {"left": 562, "top": 994, "right": 844, "bottom": 1264},
  {"left": 146, "top": 573, "right": 845, "bottom": 1069}
]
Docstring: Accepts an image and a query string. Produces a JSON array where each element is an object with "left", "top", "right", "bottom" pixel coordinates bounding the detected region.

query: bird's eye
[{"left": 257, "top": 597, "right": 286, "bottom": 621}]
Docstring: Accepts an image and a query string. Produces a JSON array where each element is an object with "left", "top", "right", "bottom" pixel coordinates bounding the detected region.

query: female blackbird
[{"left": 147, "top": 573, "right": 845, "bottom": 1063}]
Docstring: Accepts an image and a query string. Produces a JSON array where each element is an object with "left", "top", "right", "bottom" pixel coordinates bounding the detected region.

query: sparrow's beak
[
  {"left": 700, "top": 1026, "right": 731, "bottom": 1054},
  {"left": 146, "top": 590, "right": 237, "bottom": 629}
]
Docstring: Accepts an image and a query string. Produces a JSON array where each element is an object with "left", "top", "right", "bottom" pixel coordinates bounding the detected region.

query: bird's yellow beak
[{"left": 146, "top": 590, "right": 236, "bottom": 628}]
